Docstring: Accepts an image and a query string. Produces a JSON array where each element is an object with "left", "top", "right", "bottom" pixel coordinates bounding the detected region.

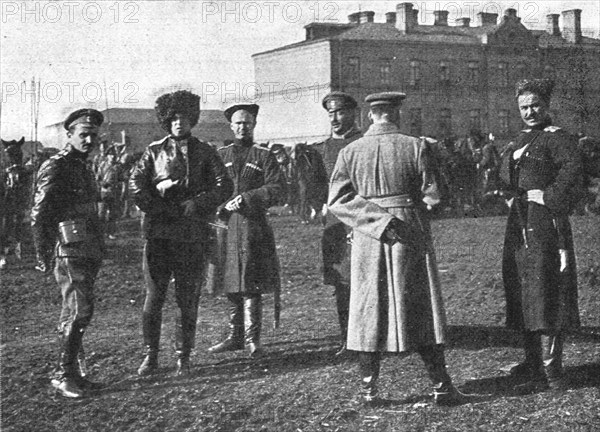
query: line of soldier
[{"left": 31, "top": 78, "right": 585, "bottom": 407}]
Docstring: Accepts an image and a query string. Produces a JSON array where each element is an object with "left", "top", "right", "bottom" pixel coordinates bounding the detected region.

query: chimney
[
  {"left": 386, "top": 12, "right": 397, "bottom": 24},
  {"left": 396, "top": 3, "right": 415, "bottom": 33},
  {"left": 455, "top": 17, "right": 470, "bottom": 27},
  {"left": 358, "top": 11, "right": 375, "bottom": 24},
  {"left": 546, "top": 14, "right": 560, "bottom": 36},
  {"left": 412, "top": 9, "right": 419, "bottom": 26},
  {"left": 477, "top": 12, "right": 498, "bottom": 26},
  {"left": 433, "top": 10, "right": 449, "bottom": 26},
  {"left": 348, "top": 12, "right": 360, "bottom": 24},
  {"left": 562, "top": 9, "right": 582, "bottom": 43},
  {"left": 504, "top": 8, "right": 518, "bottom": 19}
]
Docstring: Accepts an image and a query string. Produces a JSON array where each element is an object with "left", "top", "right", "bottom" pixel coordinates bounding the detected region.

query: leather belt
[{"left": 366, "top": 194, "right": 415, "bottom": 208}]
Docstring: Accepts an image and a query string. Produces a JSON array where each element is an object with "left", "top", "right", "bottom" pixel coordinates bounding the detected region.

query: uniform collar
[
  {"left": 365, "top": 122, "right": 400, "bottom": 136},
  {"left": 331, "top": 124, "right": 361, "bottom": 140}
]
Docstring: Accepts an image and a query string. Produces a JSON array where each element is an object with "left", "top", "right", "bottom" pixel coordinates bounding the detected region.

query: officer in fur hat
[
  {"left": 207, "top": 103, "right": 284, "bottom": 358},
  {"left": 129, "top": 90, "right": 233, "bottom": 376},
  {"left": 500, "top": 79, "right": 585, "bottom": 393},
  {"left": 31, "top": 108, "right": 105, "bottom": 398}
]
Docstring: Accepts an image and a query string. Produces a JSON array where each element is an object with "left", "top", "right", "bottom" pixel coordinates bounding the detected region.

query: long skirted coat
[
  {"left": 217, "top": 142, "right": 284, "bottom": 295},
  {"left": 328, "top": 123, "right": 446, "bottom": 353},
  {"left": 501, "top": 123, "right": 584, "bottom": 332}
]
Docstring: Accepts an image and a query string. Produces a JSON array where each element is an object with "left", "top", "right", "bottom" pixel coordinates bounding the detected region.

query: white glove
[
  {"left": 156, "top": 179, "right": 180, "bottom": 197},
  {"left": 560, "top": 249, "right": 568, "bottom": 272}
]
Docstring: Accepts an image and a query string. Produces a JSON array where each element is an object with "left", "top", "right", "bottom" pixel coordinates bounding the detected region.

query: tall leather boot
[
  {"left": 52, "top": 326, "right": 85, "bottom": 398},
  {"left": 358, "top": 351, "right": 380, "bottom": 404},
  {"left": 138, "top": 312, "right": 161, "bottom": 376},
  {"left": 69, "top": 331, "right": 103, "bottom": 391},
  {"left": 208, "top": 295, "right": 244, "bottom": 353},
  {"left": 174, "top": 305, "right": 198, "bottom": 376},
  {"left": 419, "top": 344, "right": 474, "bottom": 406},
  {"left": 543, "top": 333, "right": 565, "bottom": 389},
  {"left": 244, "top": 295, "right": 264, "bottom": 358},
  {"left": 334, "top": 284, "right": 350, "bottom": 356},
  {"left": 510, "top": 332, "right": 548, "bottom": 393}
]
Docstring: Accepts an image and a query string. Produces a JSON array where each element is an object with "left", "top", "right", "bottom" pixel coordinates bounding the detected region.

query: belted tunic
[{"left": 328, "top": 123, "right": 446, "bottom": 352}]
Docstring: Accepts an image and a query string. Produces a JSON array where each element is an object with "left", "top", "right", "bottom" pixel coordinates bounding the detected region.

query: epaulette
[
  {"left": 218, "top": 143, "right": 234, "bottom": 151},
  {"left": 544, "top": 126, "right": 562, "bottom": 133}
]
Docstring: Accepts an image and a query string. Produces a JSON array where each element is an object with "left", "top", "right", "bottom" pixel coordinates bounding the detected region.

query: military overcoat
[
  {"left": 217, "top": 142, "right": 283, "bottom": 294},
  {"left": 501, "top": 123, "right": 584, "bottom": 332},
  {"left": 328, "top": 123, "right": 446, "bottom": 352}
]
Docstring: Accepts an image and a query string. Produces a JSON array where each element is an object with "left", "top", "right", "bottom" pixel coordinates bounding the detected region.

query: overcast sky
[{"left": 1, "top": 0, "right": 599, "bottom": 140}]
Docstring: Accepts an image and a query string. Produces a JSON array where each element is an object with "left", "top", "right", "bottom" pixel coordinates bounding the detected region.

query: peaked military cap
[
  {"left": 224, "top": 103, "right": 260, "bottom": 122},
  {"left": 64, "top": 108, "right": 104, "bottom": 130},
  {"left": 515, "top": 79, "right": 555, "bottom": 104},
  {"left": 322, "top": 91, "right": 358, "bottom": 111},
  {"left": 155, "top": 90, "right": 201, "bottom": 132},
  {"left": 365, "top": 92, "right": 406, "bottom": 107}
]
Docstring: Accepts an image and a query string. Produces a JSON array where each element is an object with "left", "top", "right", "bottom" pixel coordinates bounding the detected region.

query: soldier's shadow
[
  {"left": 460, "top": 362, "right": 600, "bottom": 398},
  {"left": 446, "top": 325, "right": 600, "bottom": 350}
]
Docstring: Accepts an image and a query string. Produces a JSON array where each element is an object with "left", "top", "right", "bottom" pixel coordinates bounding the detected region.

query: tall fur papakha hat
[
  {"left": 155, "top": 90, "right": 201, "bottom": 132},
  {"left": 515, "top": 79, "right": 555, "bottom": 105}
]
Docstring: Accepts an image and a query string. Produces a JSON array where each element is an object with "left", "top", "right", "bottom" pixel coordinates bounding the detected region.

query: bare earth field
[{"left": 1, "top": 213, "right": 600, "bottom": 432}]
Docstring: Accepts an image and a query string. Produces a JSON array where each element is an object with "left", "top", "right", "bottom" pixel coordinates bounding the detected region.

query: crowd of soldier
[{"left": 20, "top": 78, "right": 597, "bottom": 408}]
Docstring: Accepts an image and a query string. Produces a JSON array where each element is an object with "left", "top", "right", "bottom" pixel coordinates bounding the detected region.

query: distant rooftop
[{"left": 253, "top": 3, "right": 598, "bottom": 57}]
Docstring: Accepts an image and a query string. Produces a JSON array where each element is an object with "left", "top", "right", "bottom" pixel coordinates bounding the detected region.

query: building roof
[{"left": 254, "top": 11, "right": 599, "bottom": 57}]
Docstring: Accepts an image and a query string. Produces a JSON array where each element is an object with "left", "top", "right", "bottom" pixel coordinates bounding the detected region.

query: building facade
[{"left": 252, "top": 3, "right": 600, "bottom": 144}]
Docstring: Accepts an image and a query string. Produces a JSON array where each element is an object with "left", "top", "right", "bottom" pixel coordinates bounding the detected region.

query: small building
[
  {"left": 252, "top": 3, "right": 600, "bottom": 144},
  {"left": 42, "top": 108, "right": 233, "bottom": 153}
]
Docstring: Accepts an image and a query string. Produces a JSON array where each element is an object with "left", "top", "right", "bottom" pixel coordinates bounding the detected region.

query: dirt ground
[{"left": 1, "top": 212, "right": 600, "bottom": 431}]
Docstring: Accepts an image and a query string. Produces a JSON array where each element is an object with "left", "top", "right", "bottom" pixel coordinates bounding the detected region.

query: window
[
  {"left": 379, "top": 59, "right": 392, "bottom": 85},
  {"left": 347, "top": 57, "right": 360, "bottom": 84},
  {"left": 498, "top": 62, "right": 509, "bottom": 87},
  {"left": 468, "top": 61, "right": 479, "bottom": 84},
  {"left": 439, "top": 108, "right": 452, "bottom": 136},
  {"left": 439, "top": 61, "right": 450, "bottom": 82},
  {"left": 410, "top": 60, "right": 421, "bottom": 87},
  {"left": 498, "top": 110, "right": 509, "bottom": 133},
  {"left": 469, "top": 109, "right": 481, "bottom": 132},
  {"left": 409, "top": 108, "right": 422, "bottom": 136}
]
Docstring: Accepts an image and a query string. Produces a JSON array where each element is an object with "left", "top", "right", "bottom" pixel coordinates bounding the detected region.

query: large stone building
[
  {"left": 252, "top": 3, "right": 600, "bottom": 144},
  {"left": 43, "top": 108, "right": 232, "bottom": 152}
]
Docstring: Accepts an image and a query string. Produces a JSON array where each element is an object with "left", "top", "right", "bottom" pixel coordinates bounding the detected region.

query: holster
[{"left": 57, "top": 219, "right": 103, "bottom": 260}]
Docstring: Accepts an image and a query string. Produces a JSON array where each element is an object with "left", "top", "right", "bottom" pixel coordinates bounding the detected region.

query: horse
[
  {"left": 1, "top": 137, "right": 33, "bottom": 268},
  {"left": 290, "top": 143, "right": 328, "bottom": 224}
]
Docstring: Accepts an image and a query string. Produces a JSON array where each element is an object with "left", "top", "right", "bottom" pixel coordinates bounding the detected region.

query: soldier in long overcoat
[
  {"left": 328, "top": 92, "right": 468, "bottom": 405},
  {"left": 500, "top": 79, "right": 584, "bottom": 392},
  {"left": 312, "top": 92, "right": 363, "bottom": 355},
  {"left": 208, "top": 104, "right": 283, "bottom": 358}
]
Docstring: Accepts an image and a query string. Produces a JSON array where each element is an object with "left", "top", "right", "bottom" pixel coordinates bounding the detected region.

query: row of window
[
  {"left": 404, "top": 108, "right": 510, "bottom": 136},
  {"left": 347, "top": 57, "right": 556, "bottom": 86}
]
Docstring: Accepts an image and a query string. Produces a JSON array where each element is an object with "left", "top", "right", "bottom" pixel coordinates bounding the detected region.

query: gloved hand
[
  {"left": 35, "top": 252, "right": 51, "bottom": 274},
  {"left": 383, "top": 218, "right": 422, "bottom": 249},
  {"left": 156, "top": 178, "right": 181, "bottom": 198}
]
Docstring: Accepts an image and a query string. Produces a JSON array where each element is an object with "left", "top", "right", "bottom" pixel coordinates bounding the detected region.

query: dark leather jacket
[
  {"left": 31, "top": 145, "right": 104, "bottom": 263},
  {"left": 129, "top": 135, "right": 233, "bottom": 241}
]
